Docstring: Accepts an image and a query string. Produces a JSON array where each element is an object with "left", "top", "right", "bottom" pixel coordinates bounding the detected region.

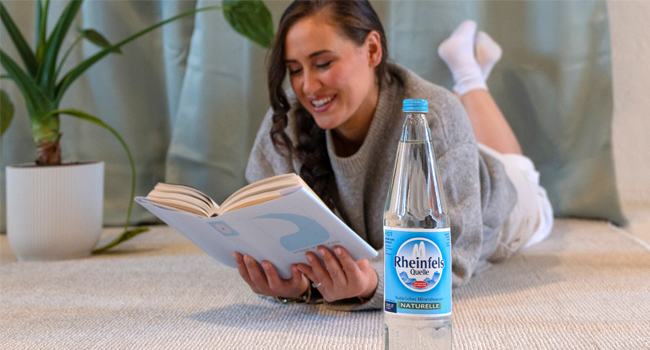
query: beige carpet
[{"left": 1, "top": 215, "right": 649, "bottom": 349}]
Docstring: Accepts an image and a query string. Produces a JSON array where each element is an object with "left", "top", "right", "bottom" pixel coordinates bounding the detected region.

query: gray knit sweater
[{"left": 246, "top": 63, "right": 516, "bottom": 311}]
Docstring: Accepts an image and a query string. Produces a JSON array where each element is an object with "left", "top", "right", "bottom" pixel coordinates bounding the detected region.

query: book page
[
  {"left": 144, "top": 195, "right": 210, "bottom": 217},
  {"left": 147, "top": 183, "right": 218, "bottom": 217},
  {"left": 220, "top": 194, "right": 283, "bottom": 214},
  {"left": 154, "top": 183, "right": 218, "bottom": 208},
  {"left": 219, "top": 173, "right": 301, "bottom": 212}
]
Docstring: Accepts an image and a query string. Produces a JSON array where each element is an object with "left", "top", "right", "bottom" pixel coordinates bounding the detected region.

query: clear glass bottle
[{"left": 383, "top": 99, "right": 452, "bottom": 349}]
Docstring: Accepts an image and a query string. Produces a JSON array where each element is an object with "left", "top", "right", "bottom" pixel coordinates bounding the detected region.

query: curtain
[{"left": 0, "top": 0, "right": 621, "bottom": 230}]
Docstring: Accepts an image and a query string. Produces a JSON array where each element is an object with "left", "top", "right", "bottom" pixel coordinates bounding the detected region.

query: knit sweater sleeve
[{"left": 437, "top": 143, "right": 483, "bottom": 286}]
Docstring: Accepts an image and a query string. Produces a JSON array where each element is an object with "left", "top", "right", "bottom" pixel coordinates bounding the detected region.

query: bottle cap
[{"left": 402, "top": 99, "right": 429, "bottom": 113}]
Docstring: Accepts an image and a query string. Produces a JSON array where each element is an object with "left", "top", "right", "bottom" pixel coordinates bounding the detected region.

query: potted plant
[{"left": 0, "top": 0, "right": 273, "bottom": 260}]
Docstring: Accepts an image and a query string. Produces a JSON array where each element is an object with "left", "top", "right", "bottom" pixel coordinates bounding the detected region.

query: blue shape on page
[
  {"left": 209, "top": 221, "right": 240, "bottom": 237},
  {"left": 252, "top": 213, "right": 330, "bottom": 252}
]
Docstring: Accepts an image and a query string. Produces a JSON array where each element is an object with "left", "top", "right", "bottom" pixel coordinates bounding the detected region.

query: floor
[
  {"left": 619, "top": 202, "right": 650, "bottom": 248},
  {"left": 2, "top": 203, "right": 648, "bottom": 264}
]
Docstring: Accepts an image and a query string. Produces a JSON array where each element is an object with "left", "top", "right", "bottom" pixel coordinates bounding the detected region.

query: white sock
[
  {"left": 475, "top": 31, "right": 502, "bottom": 82},
  {"left": 437, "top": 20, "right": 486, "bottom": 95}
]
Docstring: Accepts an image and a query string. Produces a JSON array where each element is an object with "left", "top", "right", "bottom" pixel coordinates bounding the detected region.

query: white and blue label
[{"left": 384, "top": 227, "right": 451, "bottom": 316}]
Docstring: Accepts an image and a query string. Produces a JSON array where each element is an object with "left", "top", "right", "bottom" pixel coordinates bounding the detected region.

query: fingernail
[
  {"left": 292, "top": 266, "right": 297, "bottom": 273},
  {"left": 306, "top": 254, "right": 314, "bottom": 262},
  {"left": 318, "top": 248, "right": 325, "bottom": 256},
  {"left": 263, "top": 262, "right": 269, "bottom": 270},
  {"left": 334, "top": 247, "right": 341, "bottom": 255},
  {"left": 244, "top": 255, "right": 250, "bottom": 264}
]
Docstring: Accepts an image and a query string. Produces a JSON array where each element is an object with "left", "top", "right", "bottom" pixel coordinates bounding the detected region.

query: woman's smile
[{"left": 309, "top": 94, "right": 337, "bottom": 112}]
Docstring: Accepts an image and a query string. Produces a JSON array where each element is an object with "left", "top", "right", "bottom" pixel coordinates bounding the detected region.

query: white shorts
[{"left": 479, "top": 143, "right": 555, "bottom": 262}]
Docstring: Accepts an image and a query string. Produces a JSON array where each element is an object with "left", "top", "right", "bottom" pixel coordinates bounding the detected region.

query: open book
[{"left": 135, "top": 173, "right": 378, "bottom": 279}]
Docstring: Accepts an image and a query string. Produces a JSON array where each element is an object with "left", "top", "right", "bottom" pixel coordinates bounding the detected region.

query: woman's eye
[
  {"left": 316, "top": 61, "right": 332, "bottom": 69},
  {"left": 288, "top": 68, "right": 302, "bottom": 75}
]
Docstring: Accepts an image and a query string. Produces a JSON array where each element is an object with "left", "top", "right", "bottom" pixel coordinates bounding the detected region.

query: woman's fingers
[
  {"left": 333, "top": 246, "right": 375, "bottom": 297},
  {"left": 235, "top": 252, "right": 308, "bottom": 298},
  {"left": 333, "top": 246, "right": 367, "bottom": 292},
  {"left": 333, "top": 246, "right": 361, "bottom": 276},
  {"left": 290, "top": 265, "right": 305, "bottom": 287},
  {"left": 305, "top": 251, "right": 333, "bottom": 288},
  {"left": 261, "top": 260, "right": 283, "bottom": 291},
  {"left": 233, "top": 252, "right": 256, "bottom": 290},
  {"left": 263, "top": 261, "right": 305, "bottom": 296},
  {"left": 317, "top": 246, "right": 347, "bottom": 286},
  {"left": 295, "top": 263, "right": 315, "bottom": 283},
  {"left": 243, "top": 254, "right": 270, "bottom": 293}
]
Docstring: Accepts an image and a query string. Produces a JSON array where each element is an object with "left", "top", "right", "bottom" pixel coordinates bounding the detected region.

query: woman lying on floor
[{"left": 235, "top": 0, "right": 553, "bottom": 310}]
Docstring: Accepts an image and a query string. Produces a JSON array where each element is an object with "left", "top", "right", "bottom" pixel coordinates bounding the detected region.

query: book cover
[{"left": 135, "top": 187, "right": 378, "bottom": 279}]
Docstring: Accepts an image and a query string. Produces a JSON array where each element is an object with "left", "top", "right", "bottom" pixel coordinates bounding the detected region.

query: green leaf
[
  {"left": 0, "top": 49, "right": 53, "bottom": 121},
  {"left": 37, "top": 0, "right": 83, "bottom": 95},
  {"left": 42, "top": 108, "right": 144, "bottom": 252},
  {"left": 35, "top": 0, "right": 50, "bottom": 64},
  {"left": 0, "top": 2, "right": 39, "bottom": 76},
  {"left": 0, "top": 90, "right": 14, "bottom": 136},
  {"left": 55, "top": 36, "right": 82, "bottom": 79},
  {"left": 76, "top": 26, "right": 122, "bottom": 54},
  {"left": 223, "top": 0, "right": 274, "bottom": 49},
  {"left": 92, "top": 226, "right": 149, "bottom": 254}
]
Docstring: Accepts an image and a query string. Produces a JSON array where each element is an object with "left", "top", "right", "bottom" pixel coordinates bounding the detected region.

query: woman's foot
[
  {"left": 475, "top": 31, "right": 502, "bottom": 82},
  {"left": 437, "top": 20, "right": 486, "bottom": 95}
]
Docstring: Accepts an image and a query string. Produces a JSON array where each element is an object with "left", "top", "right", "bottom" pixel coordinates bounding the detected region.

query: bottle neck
[{"left": 400, "top": 112, "right": 430, "bottom": 142}]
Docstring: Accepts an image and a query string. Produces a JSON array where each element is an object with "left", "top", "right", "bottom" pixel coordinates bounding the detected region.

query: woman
[{"left": 234, "top": 0, "right": 553, "bottom": 311}]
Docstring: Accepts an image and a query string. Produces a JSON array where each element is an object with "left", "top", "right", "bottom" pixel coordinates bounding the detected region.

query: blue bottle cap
[{"left": 402, "top": 99, "right": 429, "bottom": 113}]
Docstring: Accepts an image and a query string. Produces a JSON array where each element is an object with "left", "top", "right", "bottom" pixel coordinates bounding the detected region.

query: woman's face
[{"left": 284, "top": 13, "right": 380, "bottom": 136}]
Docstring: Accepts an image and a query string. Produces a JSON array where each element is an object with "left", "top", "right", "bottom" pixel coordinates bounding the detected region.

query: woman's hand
[
  {"left": 233, "top": 252, "right": 309, "bottom": 299},
  {"left": 296, "top": 245, "right": 378, "bottom": 303}
]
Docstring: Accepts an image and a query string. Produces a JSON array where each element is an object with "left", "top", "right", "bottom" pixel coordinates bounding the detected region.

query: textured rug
[{"left": 1, "top": 216, "right": 649, "bottom": 349}]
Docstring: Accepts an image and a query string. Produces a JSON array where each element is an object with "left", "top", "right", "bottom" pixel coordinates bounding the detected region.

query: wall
[{"left": 608, "top": 0, "right": 650, "bottom": 204}]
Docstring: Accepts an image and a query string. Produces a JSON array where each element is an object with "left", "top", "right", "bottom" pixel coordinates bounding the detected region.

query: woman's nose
[{"left": 302, "top": 70, "right": 322, "bottom": 96}]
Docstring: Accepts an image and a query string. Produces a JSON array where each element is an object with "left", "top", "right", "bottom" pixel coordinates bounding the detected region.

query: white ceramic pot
[{"left": 6, "top": 161, "right": 104, "bottom": 261}]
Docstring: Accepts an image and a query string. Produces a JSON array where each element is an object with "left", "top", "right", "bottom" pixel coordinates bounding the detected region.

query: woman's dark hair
[{"left": 267, "top": 0, "right": 389, "bottom": 209}]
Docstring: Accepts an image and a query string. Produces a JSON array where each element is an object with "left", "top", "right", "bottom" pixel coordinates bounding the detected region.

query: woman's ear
[{"left": 366, "top": 30, "right": 382, "bottom": 68}]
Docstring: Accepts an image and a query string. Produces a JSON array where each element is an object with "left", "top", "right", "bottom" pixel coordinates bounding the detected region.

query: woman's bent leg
[
  {"left": 460, "top": 89, "right": 523, "bottom": 155},
  {"left": 438, "top": 21, "right": 523, "bottom": 155}
]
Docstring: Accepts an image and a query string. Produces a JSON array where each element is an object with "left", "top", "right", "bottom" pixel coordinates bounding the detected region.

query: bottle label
[{"left": 383, "top": 227, "right": 451, "bottom": 316}]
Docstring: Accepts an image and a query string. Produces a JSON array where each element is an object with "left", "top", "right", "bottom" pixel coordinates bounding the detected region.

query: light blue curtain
[
  {"left": 164, "top": 0, "right": 275, "bottom": 208},
  {"left": 384, "top": 1, "right": 624, "bottom": 223},
  {"left": 1, "top": 0, "right": 623, "bottom": 230}
]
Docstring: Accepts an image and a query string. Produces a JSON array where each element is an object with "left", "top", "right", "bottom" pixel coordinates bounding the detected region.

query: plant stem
[{"left": 35, "top": 137, "right": 61, "bottom": 165}]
